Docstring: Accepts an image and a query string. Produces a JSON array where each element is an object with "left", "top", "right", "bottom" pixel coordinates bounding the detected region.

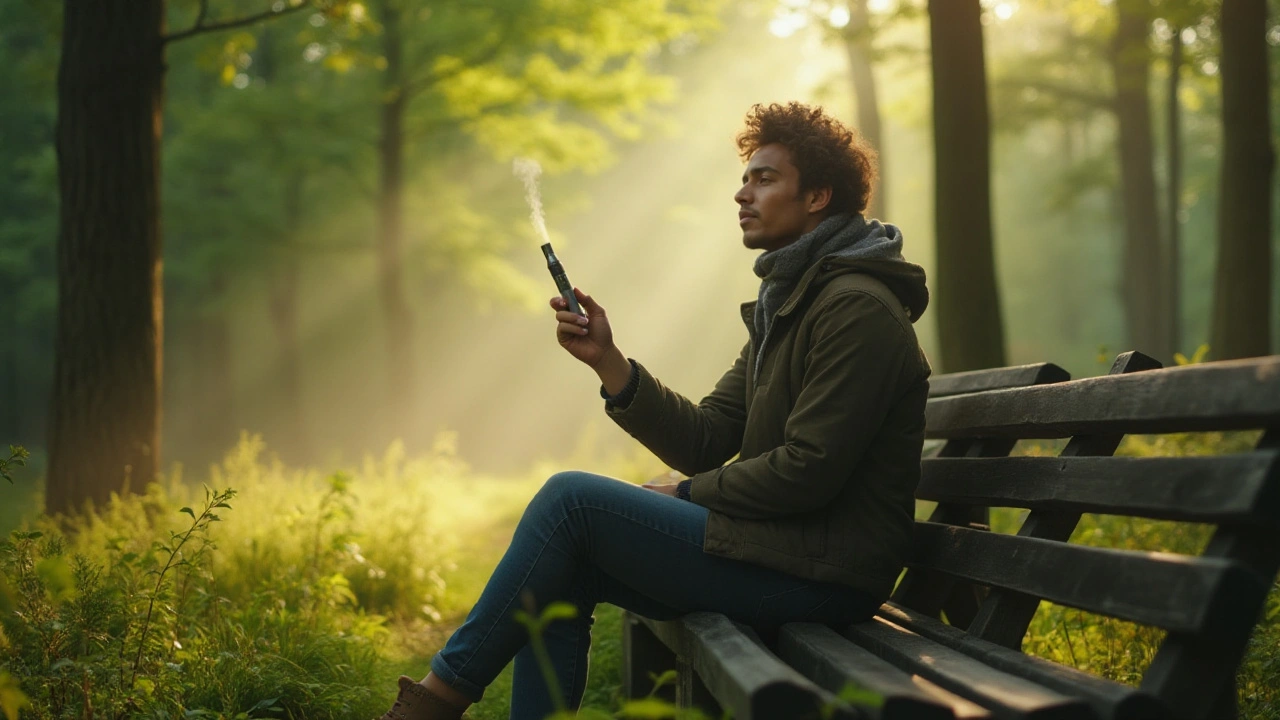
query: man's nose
[{"left": 734, "top": 184, "right": 750, "bottom": 205}]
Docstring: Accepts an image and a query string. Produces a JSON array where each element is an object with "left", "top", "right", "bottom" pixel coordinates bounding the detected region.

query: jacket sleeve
[
  {"left": 687, "top": 290, "right": 913, "bottom": 519},
  {"left": 604, "top": 343, "right": 749, "bottom": 475}
]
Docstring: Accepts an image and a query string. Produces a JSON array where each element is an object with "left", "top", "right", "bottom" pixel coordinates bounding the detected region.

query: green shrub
[
  {"left": 0, "top": 482, "right": 390, "bottom": 719},
  {"left": 0, "top": 435, "right": 477, "bottom": 719}
]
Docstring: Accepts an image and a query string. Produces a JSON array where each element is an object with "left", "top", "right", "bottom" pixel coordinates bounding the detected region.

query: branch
[
  {"left": 164, "top": 0, "right": 312, "bottom": 44},
  {"left": 406, "top": 98, "right": 527, "bottom": 144},
  {"left": 403, "top": 17, "right": 516, "bottom": 99},
  {"left": 403, "top": 42, "right": 500, "bottom": 98}
]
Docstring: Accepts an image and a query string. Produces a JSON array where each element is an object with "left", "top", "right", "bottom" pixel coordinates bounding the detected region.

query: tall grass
[{"left": 0, "top": 433, "right": 551, "bottom": 719}]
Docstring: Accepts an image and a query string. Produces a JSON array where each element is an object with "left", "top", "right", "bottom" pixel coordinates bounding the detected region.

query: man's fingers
[
  {"left": 555, "top": 310, "right": 589, "bottom": 325},
  {"left": 575, "top": 288, "right": 602, "bottom": 314},
  {"left": 558, "top": 320, "right": 589, "bottom": 336}
]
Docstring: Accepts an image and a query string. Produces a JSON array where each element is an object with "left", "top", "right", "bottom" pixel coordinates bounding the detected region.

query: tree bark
[
  {"left": 269, "top": 175, "right": 307, "bottom": 461},
  {"left": 928, "top": 0, "right": 1006, "bottom": 372},
  {"left": 842, "top": 0, "right": 885, "bottom": 220},
  {"left": 375, "top": 0, "right": 415, "bottom": 438},
  {"left": 1213, "top": 0, "right": 1274, "bottom": 359},
  {"left": 1166, "top": 25, "right": 1182, "bottom": 356},
  {"left": 1112, "top": 0, "right": 1171, "bottom": 362},
  {"left": 48, "top": 0, "right": 166, "bottom": 514}
]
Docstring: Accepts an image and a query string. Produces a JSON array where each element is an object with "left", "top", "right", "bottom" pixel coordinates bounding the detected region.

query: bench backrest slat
[
  {"left": 908, "top": 522, "right": 1266, "bottom": 634},
  {"left": 916, "top": 453, "right": 1280, "bottom": 525},
  {"left": 905, "top": 355, "right": 1280, "bottom": 718},
  {"left": 928, "top": 362, "right": 1071, "bottom": 398},
  {"left": 926, "top": 356, "right": 1280, "bottom": 439},
  {"left": 955, "top": 352, "right": 1162, "bottom": 650}
]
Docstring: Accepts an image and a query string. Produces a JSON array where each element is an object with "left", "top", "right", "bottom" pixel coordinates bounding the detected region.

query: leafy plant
[{"left": 0, "top": 446, "right": 28, "bottom": 485}]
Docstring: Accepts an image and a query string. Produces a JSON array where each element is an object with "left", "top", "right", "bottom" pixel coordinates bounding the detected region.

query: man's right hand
[
  {"left": 552, "top": 288, "right": 633, "bottom": 396},
  {"left": 551, "top": 287, "right": 613, "bottom": 365}
]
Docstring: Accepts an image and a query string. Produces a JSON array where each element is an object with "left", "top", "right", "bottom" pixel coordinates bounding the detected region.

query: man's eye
[{"left": 759, "top": 177, "right": 770, "bottom": 184}]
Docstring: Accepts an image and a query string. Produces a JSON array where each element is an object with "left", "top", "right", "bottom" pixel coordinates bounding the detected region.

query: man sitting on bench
[{"left": 378, "top": 101, "right": 933, "bottom": 720}]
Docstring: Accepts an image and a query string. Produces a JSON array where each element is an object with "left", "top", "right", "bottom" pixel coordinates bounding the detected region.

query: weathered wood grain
[
  {"left": 929, "top": 363, "right": 1071, "bottom": 398},
  {"left": 639, "top": 613, "right": 859, "bottom": 720},
  {"left": 908, "top": 523, "right": 1266, "bottom": 633},
  {"left": 842, "top": 617, "right": 1096, "bottom": 719},
  {"left": 916, "top": 453, "right": 1280, "bottom": 524},
  {"left": 778, "top": 622, "right": 958, "bottom": 719},
  {"left": 877, "top": 604, "right": 1169, "bottom": 720},
  {"left": 925, "top": 356, "right": 1280, "bottom": 439}
]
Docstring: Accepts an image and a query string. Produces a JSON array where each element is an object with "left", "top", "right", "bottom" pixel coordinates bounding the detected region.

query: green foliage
[
  {"left": 1017, "top": 428, "right": 1279, "bottom": 716},
  {"left": 0, "top": 447, "right": 28, "bottom": 485},
  {"left": 0, "top": 485, "right": 382, "bottom": 719},
  {"left": 0, "top": 439, "right": 429, "bottom": 718},
  {"left": 1173, "top": 343, "right": 1211, "bottom": 366}
]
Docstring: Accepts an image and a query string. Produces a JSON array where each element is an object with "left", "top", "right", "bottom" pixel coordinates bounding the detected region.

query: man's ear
[{"left": 807, "top": 186, "right": 833, "bottom": 215}]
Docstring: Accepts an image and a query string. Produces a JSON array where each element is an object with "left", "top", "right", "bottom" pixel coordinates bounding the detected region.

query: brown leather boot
[{"left": 379, "top": 676, "right": 467, "bottom": 720}]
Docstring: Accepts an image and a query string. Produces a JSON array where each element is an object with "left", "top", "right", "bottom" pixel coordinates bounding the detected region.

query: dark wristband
[
  {"left": 600, "top": 358, "right": 640, "bottom": 410},
  {"left": 676, "top": 479, "right": 692, "bottom": 501}
]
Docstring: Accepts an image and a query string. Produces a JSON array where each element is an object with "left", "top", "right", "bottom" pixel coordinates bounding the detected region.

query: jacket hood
[
  {"left": 771, "top": 255, "right": 929, "bottom": 324},
  {"left": 821, "top": 257, "right": 930, "bottom": 323}
]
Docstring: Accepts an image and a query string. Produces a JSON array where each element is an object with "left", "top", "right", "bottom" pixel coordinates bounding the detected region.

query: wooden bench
[{"left": 622, "top": 352, "right": 1280, "bottom": 720}]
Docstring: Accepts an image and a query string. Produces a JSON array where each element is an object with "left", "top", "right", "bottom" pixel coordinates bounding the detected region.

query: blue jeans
[{"left": 429, "top": 471, "right": 879, "bottom": 719}]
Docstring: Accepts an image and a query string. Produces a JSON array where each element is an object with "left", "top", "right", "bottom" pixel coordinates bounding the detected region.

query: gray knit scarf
[{"left": 751, "top": 213, "right": 904, "bottom": 385}]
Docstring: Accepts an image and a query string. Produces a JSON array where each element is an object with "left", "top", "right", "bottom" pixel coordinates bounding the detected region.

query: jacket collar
[{"left": 740, "top": 258, "right": 840, "bottom": 333}]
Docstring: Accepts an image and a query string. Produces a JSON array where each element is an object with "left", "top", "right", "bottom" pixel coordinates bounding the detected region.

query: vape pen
[{"left": 541, "top": 242, "right": 583, "bottom": 316}]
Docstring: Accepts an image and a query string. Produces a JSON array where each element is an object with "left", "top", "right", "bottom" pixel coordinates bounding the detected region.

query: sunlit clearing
[
  {"left": 994, "top": 2, "right": 1017, "bottom": 21},
  {"left": 769, "top": 11, "right": 807, "bottom": 38},
  {"left": 867, "top": 0, "right": 895, "bottom": 13},
  {"left": 165, "top": 7, "right": 943, "bottom": 476},
  {"left": 829, "top": 6, "right": 850, "bottom": 28}
]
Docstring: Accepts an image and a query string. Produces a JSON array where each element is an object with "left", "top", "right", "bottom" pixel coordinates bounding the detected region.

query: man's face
[{"left": 734, "top": 143, "right": 828, "bottom": 253}]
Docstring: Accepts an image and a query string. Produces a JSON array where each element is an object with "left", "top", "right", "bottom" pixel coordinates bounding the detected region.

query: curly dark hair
[{"left": 735, "top": 102, "right": 879, "bottom": 216}]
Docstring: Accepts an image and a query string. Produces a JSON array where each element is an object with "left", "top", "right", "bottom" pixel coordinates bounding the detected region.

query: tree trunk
[
  {"left": 269, "top": 175, "right": 307, "bottom": 461},
  {"left": 376, "top": 0, "right": 415, "bottom": 439},
  {"left": 1112, "top": 0, "right": 1171, "bottom": 362},
  {"left": 1166, "top": 25, "right": 1182, "bottom": 356},
  {"left": 928, "top": 0, "right": 1006, "bottom": 372},
  {"left": 842, "top": 0, "right": 885, "bottom": 220},
  {"left": 48, "top": 0, "right": 165, "bottom": 515},
  {"left": 1213, "top": 0, "right": 1274, "bottom": 359}
]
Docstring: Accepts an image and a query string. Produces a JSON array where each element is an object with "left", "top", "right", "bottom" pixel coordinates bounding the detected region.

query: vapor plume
[{"left": 512, "top": 157, "right": 550, "bottom": 244}]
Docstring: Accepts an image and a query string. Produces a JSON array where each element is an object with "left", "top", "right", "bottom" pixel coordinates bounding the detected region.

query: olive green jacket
[{"left": 605, "top": 256, "right": 931, "bottom": 600}]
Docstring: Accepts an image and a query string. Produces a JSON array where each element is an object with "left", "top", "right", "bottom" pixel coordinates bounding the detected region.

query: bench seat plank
[
  {"left": 909, "top": 523, "right": 1266, "bottom": 632},
  {"left": 877, "top": 604, "right": 1169, "bottom": 720},
  {"left": 925, "top": 356, "right": 1280, "bottom": 439},
  {"left": 916, "top": 453, "right": 1280, "bottom": 525},
  {"left": 638, "top": 613, "right": 858, "bottom": 720},
  {"left": 778, "top": 622, "right": 966, "bottom": 719},
  {"left": 843, "top": 617, "right": 1097, "bottom": 719}
]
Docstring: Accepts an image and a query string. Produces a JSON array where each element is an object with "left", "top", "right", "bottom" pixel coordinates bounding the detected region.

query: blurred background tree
[
  {"left": 928, "top": 0, "right": 1007, "bottom": 372},
  {"left": 1214, "top": 0, "right": 1274, "bottom": 359}
]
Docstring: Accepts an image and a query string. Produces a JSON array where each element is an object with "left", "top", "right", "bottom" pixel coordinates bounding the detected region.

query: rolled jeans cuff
[{"left": 429, "top": 651, "right": 486, "bottom": 704}]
